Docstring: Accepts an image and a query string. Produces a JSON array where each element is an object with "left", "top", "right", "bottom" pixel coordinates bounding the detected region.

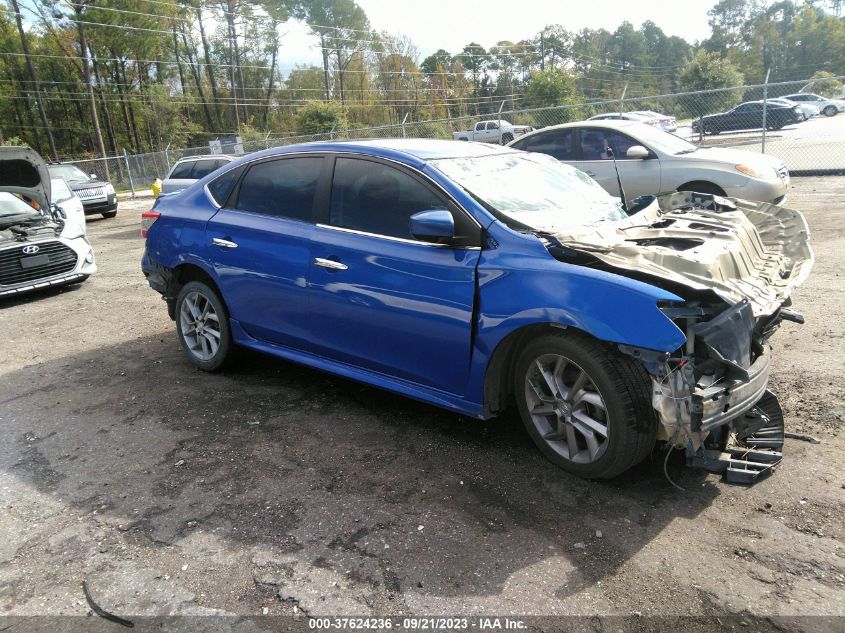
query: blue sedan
[{"left": 142, "top": 139, "right": 809, "bottom": 480}]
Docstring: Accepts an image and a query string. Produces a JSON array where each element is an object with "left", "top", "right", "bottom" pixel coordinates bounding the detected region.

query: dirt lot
[{"left": 1, "top": 180, "right": 843, "bottom": 630}]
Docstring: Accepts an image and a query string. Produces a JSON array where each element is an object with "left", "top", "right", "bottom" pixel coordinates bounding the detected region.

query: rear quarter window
[{"left": 207, "top": 165, "right": 245, "bottom": 207}]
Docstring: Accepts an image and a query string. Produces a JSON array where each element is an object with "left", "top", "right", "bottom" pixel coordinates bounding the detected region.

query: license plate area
[{"left": 20, "top": 254, "right": 49, "bottom": 269}]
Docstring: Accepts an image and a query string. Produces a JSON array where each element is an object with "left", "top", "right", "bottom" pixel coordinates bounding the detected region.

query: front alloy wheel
[
  {"left": 176, "top": 280, "right": 232, "bottom": 371},
  {"left": 524, "top": 354, "right": 610, "bottom": 464},
  {"left": 514, "top": 333, "right": 657, "bottom": 479}
]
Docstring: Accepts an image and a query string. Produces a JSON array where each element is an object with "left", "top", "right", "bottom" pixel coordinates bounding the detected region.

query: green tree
[
  {"left": 678, "top": 51, "right": 744, "bottom": 116},
  {"left": 522, "top": 68, "right": 580, "bottom": 109},
  {"left": 295, "top": 100, "right": 348, "bottom": 134}
]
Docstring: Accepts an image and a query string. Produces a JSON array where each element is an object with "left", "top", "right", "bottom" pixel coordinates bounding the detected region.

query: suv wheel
[
  {"left": 514, "top": 332, "right": 657, "bottom": 479},
  {"left": 176, "top": 280, "right": 233, "bottom": 371}
]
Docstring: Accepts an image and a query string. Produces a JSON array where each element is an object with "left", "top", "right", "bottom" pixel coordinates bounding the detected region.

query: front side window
[
  {"left": 579, "top": 129, "right": 640, "bottom": 161},
  {"left": 329, "top": 158, "right": 449, "bottom": 240},
  {"left": 234, "top": 157, "right": 322, "bottom": 221}
]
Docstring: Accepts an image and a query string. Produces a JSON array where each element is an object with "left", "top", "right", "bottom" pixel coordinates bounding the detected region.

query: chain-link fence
[{"left": 64, "top": 75, "right": 845, "bottom": 196}]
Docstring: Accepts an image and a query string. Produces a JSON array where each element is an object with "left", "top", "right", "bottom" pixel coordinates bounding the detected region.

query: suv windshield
[
  {"left": 429, "top": 152, "right": 626, "bottom": 232},
  {"left": 48, "top": 164, "right": 91, "bottom": 183}
]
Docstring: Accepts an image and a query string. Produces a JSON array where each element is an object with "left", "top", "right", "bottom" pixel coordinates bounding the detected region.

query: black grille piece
[{"left": 0, "top": 241, "right": 78, "bottom": 286}]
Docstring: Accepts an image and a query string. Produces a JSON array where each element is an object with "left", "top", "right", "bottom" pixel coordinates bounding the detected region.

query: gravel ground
[{"left": 0, "top": 180, "right": 843, "bottom": 630}]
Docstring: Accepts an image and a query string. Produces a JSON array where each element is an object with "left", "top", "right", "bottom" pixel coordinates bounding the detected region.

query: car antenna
[{"left": 605, "top": 147, "right": 628, "bottom": 212}]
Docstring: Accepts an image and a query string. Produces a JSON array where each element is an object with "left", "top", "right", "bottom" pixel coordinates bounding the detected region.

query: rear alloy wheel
[
  {"left": 514, "top": 333, "right": 657, "bottom": 479},
  {"left": 823, "top": 105, "right": 837, "bottom": 117},
  {"left": 176, "top": 280, "right": 232, "bottom": 371}
]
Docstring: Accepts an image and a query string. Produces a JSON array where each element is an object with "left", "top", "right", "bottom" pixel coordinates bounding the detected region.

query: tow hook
[{"left": 689, "top": 390, "right": 785, "bottom": 485}]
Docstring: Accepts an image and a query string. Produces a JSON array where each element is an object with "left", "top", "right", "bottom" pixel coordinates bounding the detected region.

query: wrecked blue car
[{"left": 142, "top": 140, "right": 813, "bottom": 481}]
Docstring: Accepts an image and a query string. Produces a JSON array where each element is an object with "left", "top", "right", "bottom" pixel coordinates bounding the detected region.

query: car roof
[
  {"left": 174, "top": 154, "right": 234, "bottom": 162},
  {"left": 508, "top": 119, "right": 658, "bottom": 146},
  {"left": 225, "top": 138, "right": 519, "bottom": 167}
]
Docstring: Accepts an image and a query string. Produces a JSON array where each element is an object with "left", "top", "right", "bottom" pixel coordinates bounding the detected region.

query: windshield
[
  {"left": 48, "top": 164, "right": 91, "bottom": 183},
  {"left": 429, "top": 151, "right": 626, "bottom": 232},
  {"left": 628, "top": 123, "right": 698, "bottom": 155},
  {"left": 51, "top": 178, "right": 74, "bottom": 203},
  {"left": 0, "top": 191, "right": 41, "bottom": 220}
]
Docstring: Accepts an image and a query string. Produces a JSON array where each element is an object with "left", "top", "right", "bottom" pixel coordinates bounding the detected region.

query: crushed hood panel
[{"left": 550, "top": 191, "right": 814, "bottom": 317}]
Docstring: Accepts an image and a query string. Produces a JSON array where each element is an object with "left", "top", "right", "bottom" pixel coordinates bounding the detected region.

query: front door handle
[
  {"left": 314, "top": 257, "right": 348, "bottom": 271},
  {"left": 212, "top": 237, "right": 238, "bottom": 249}
]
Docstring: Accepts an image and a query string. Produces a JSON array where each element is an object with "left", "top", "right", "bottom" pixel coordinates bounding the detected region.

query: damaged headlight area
[{"left": 621, "top": 297, "right": 801, "bottom": 484}]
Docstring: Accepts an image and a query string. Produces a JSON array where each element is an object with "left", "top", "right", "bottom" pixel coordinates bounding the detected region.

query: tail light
[{"left": 141, "top": 210, "right": 160, "bottom": 237}]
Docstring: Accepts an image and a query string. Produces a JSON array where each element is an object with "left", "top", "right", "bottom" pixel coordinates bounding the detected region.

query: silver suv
[{"left": 162, "top": 155, "right": 233, "bottom": 195}]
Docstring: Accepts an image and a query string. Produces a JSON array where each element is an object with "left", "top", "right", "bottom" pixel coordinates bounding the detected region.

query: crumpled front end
[{"left": 548, "top": 192, "right": 814, "bottom": 481}]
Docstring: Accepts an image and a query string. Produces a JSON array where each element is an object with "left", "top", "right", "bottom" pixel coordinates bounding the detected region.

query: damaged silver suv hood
[{"left": 549, "top": 192, "right": 814, "bottom": 317}]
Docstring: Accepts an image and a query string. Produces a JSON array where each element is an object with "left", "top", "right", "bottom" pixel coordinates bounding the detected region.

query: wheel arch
[
  {"left": 165, "top": 261, "right": 223, "bottom": 320},
  {"left": 483, "top": 323, "right": 592, "bottom": 417},
  {"left": 677, "top": 180, "right": 726, "bottom": 196}
]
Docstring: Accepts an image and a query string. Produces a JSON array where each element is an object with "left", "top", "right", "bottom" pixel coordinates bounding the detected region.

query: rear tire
[
  {"left": 513, "top": 332, "right": 657, "bottom": 479},
  {"left": 102, "top": 210, "right": 117, "bottom": 218},
  {"left": 823, "top": 105, "right": 837, "bottom": 117},
  {"left": 175, "top": 280, "right": 233, "bottom": 372}
]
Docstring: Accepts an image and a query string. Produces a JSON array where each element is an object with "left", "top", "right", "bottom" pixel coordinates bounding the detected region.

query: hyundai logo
[{"left": 22, "top": 245, "right": 40, "bottom": 255}]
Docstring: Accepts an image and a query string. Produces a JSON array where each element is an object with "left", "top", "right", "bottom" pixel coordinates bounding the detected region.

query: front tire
[
  {"left": 102, "top": 210, "right": 117, "bottom": 219},
  {"left": 175, "top": 280, "right": 233, "bottom": 371},
  {"left": 514, "top": 332, "right": 657, "bottom": 479},
  {"left": 823, "top": 105, "right": 837, "bottom": 117}
]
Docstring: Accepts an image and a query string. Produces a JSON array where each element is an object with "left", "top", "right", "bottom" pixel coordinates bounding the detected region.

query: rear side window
[
  {"left": 190, "top": 159, "right": 219, "bottom": 179},
  {"left": 207, "top": 165, "right": 244, "bottom": 206},
  {"left": 169, "top": 161, "right": 194, "bottom": 179},
  {"left": 517, "top": 129, "right": 576, "bottom": 161},
  {"left": 329, "top": 158, "right": 449, "bottom": 240},
  {"left": 234, "top": 157, "right": 323, "bottom": 221}
]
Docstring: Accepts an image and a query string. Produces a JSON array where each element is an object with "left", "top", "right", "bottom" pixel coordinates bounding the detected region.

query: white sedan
[
  {"left": 782, "top": 93, "right": 845, "bottom": 117},
  {"left": 508, "top": 120, "right": 789, "bottom": 204}
]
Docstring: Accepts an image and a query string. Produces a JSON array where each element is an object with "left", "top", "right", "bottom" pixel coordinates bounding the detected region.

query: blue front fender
[{"left": 466, "top": 223, "right": 686, "bottom": 409}]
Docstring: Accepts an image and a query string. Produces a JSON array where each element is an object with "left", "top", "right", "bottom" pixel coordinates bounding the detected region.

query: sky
[{"left": 278, "top": 0, "right": 718, "bottom": 75}]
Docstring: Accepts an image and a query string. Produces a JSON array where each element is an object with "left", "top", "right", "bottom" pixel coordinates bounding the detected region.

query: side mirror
[
  {"left": 410, "top": 210, "right": 454, "bottom": 242},
  {"left": 90, "top": 173, "right": 97, "bottom": 180},
  {"left": 626, "top": 145, "right": 650, "bottom": 159}
]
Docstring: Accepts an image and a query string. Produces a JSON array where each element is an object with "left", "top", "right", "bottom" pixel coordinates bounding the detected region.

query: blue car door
[
  {"left": 308, "top": 156, "right": 482, "bottom": 394},
  {"left": 205, "top": 155, "right": 325, "bottom": 348}
]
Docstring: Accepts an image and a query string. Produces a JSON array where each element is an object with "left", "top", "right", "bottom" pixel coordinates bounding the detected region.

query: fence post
[
  {"left": 164, "top": 143, "right": 171, "bottom": 174},
  {"left": 401, "top": 112, "right": 410, "bottom": 138},
  {"left": 761, "top": 68, "right": 771, "bottom": 154},
  {"left": 122, "top": 148, "right": 135, "bottom": 199},
  {"left": 619, "top": 83, "right": 628, "bottom": 115},
  {"left": 497, "top": 101, "right": 505, "bottom": 144}
]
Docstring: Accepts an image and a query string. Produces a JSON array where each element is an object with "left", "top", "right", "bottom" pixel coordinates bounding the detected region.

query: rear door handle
[
  {"left": 212, "top": 237, "right": 238, "bottom": 249},
  {"left": 314, "top": 257, "right": 348, "bottom": 271}
]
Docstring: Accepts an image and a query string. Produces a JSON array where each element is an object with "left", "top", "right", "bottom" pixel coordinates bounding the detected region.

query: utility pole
[
  {"left": 10, "top": 0, "right": 57, "bottom": 159},
  {"left": 540, "top": 30, "right": 545, "bottom": 72},
  {"left": 761, "top": 68, "right": 771, "bottom": 154}
]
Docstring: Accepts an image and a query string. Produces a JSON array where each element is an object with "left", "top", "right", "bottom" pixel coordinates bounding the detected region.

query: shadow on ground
[{"left": 0, "top": 332, "right": 720, "bottom": 613}]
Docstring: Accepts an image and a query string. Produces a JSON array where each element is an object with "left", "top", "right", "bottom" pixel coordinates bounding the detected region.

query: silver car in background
[
  {"left": 508, "top": 120, "right": 789, "bottom": 204},
  {"left": 161, "top": 155, "right": 233, "bottom": 194},
  {"left": 631, "top": 110, "right": 678, "bottom": 132}
]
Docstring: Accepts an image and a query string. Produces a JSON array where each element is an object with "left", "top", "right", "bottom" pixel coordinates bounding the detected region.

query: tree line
[{"left": 1, "top": 0, "right": 844, "bottom": 162}]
